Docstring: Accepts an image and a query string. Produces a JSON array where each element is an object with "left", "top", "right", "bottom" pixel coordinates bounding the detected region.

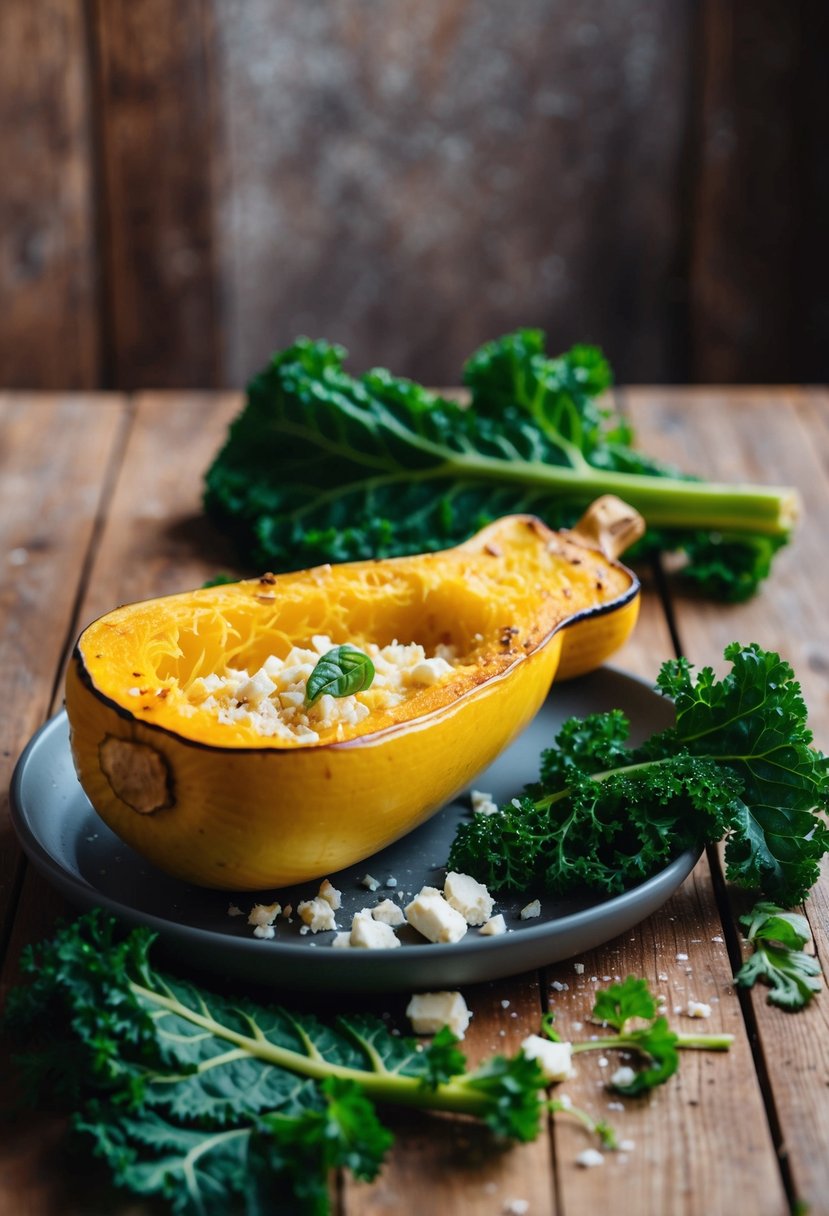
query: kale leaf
[
  {"left": 733, "top": 902, "right": 822, "bottom": 1010},
  {"left": 4, "top": 910, "right": 545, "bottom": 1216},
  {"left": 204, "top": 331, "right": 796, "bottom": 601},
  {"left": 448, "top": 643, "right": 829, "bottom": 907}
]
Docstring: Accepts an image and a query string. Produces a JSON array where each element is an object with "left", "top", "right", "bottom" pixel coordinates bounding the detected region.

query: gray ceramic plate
[{"left": 10, "top": 668, "right": 698, "bottom": 993}]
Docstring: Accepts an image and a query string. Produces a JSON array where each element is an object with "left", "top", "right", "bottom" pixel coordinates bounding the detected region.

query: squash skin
[{"left": 65, "top": 510, "right": 641, "bottom": 890}]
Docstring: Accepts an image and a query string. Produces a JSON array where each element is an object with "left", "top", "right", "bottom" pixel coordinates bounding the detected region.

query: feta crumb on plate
[
  {"left": 479, "top": 913, "right": 507, "bottom": 937},
  {"left": 371, "top": 899, "right": 405, "bottom": 927},
  {"left": 520, "top": 1035, "right": 575, "bottom": 1082},
  {"left": 519, "top": 899, "right": 541, "bottom": 920},
  {"left": 405, "top": 887, "right": 468, "bottom": 943},
  {"left": 297, "top": 897, "right": 337, "bottom": 933},
  {"left": 443, "top": 870, "right": 494, "bottom": 926}
]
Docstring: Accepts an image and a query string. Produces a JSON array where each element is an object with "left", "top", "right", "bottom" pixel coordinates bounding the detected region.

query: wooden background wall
[{"left": 1, "top": 0, "right": 826, "bottom": 390}]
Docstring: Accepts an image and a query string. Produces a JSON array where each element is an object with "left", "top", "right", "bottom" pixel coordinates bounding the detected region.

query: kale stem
[{"left": 571, "top": 1033, "right": 734, "bottom": 1055}]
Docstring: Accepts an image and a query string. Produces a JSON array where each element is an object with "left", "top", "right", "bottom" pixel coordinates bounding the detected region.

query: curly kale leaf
[{"left": 448, "top": 644, "right": 829, "bottom": 907}]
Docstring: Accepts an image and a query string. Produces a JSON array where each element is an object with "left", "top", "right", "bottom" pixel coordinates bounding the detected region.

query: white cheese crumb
[
  {"left": 619, "top": 1139, "right": 636, "bottom": 1152},
  {"left": 520, "top": 899, "right": 541, "bottom": 920},
  {"left": 361, "top": 873, "right": 380, "bottom": 891},
  {"left": 227, "top": 903, "right": 244, "bottom": 917},
  {"left": 520, "top": 1035, "right": 575, "bottom": 1082},
  {"left": 597, "top": 1056, "right": 609, "bottom": 1068},
  {"left": 317, "top": 879, "right": 342, "bottom": 910},
  {"left": 576, "top": 1148, "right": 604, "bottom": 1168},
  {"left": 550, "top": 980, "right": 569, "bottom": 992},
  {"left": 349, "top": 910, "right": 401, "bottom": 949},
  {"left": 127, "top": 687, "right": 141, "bottom": 697},
  {"left": 479, "top": 913, "right": 507, "bottom": 936},
  {"left": 574, "top": 962, "right": 585, "bottom": 975},
  {"left": 406, "top": 991, "right": 472, "bottom": 1039},
  {"left": 503, "top": 1200, "right": 530, "bottom": 1216},
  {"left": 252, "top": 924, "right": 275, "bottom": 940},
  {"left": 686, "top": 1000, "right": 712, "bottom": 1019},
  {"left": 331, "top": 932, "right": 352, "bottom": 949},
  {"left": 676, "top": 952, "right": 689, "bottom": 961},
  {"left": 247, "top": 901, "right": 281, "bottom": 929},
  {"left": 610, "top": 1065, "right": 637, "bottom": 1089},
  {"left": 443, "top": 871, "right": 494, "bottom": 926},
  {"left": 407, "top": 656, "right": 454, "bottom": 686},
  {"left": 297, "top": 897, "right": 337, "bottom": 933},
  {"left": 385, "top": 876, "right": 398, "bottom": 888},
  {"left": 711, "top": 934, "right": 724, "bottom": 943},
  {"left": 405, "top": 888, "right": 468, "bottom": 943},
  {"left": 371, "top": 898, "right": 405, "bottom": 926},
  {"left": 470, "top": 788, "right": 500, "bottom": 816}
]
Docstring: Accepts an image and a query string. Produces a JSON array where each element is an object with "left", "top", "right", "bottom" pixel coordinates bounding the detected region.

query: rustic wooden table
[{"left": 1, "top": 388, "right": 827, "bottom": 1216}]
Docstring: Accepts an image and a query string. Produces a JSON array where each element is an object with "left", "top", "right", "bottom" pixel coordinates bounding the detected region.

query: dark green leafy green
[
  {"left": 733, "top": 901, "right": 822, "bottom": 1010},
  {"left": 4, "top": 911, "right": 545, "bottom": 1216},
  {"left": 203, "top": 331, "right": 797, "bottom": 602},
  {"left": 448, "top": 643, "right": 829, "bottom": 907},
  {"left": 571, "top": 977, "right": 733, "bottom": 1096},
  {"left": 305, "top": 644, "right": 375, "bottom": 705}
]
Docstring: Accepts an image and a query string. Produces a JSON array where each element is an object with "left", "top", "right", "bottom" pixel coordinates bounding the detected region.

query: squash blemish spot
[{"left": 98, "top": 736, "right": 173, "bottom": 815}]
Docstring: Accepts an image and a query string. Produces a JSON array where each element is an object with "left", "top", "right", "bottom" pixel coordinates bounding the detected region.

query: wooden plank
[
  {"left": 0, "top": 395, "right": 127, "bottom": 959},
  {"left": 689, "top": 4, "right": 825, "bottom": 382},
  {"left": 0, "top": 1, "right": 99, "bottom": 387},
  {"left": 92, "top": 0, "right": 221, "bottom": 387},
  {"left": 624, "top": 386, "right": 829, "bottom": 1211},
  {"left": 213, "top": 0, "right": 695, "bottom": 386}
]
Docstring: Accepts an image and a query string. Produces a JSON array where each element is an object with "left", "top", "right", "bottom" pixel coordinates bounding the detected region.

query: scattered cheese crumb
[
  {"left": 686, "top": 1000, "right": 712, "bottom": 1019},
  {"left": 405, "top": 887, "right": 468, "bottom": 943},
  {"left": 711, "top": 935, "right": 724, "bottom": 943},
  {"left": 297, "top": 897, "right": 337, "bottom": 933},
  {"left": 247, "top": 902, "right": 281, "bottom": 929},
  {"left": 361, "top": 874, "right": 380, "bottom": 891},
  {"left": 349, "top": 910, "right": 401, "bottom": 949},
  {"left": 520, "top": 899, "right": 541, "bottom": 920},
  {"left": 252, "top": 925, "right": 275, "bottom": 940},
  {"left": 371, "top": 899, "right": 405, "bottom": 927},
  {"left": 574, "top": 962, "right": 585, "bottom": 975},
  {"left": 444, "top": 871, "right": 494, "bottom": 926},
  {"left": 676, "top": 952, "right": 689, "bottom": 961},
  {"left": 479, "top": 914, "right": 507, "bottom": 936},
  {"left": 520, "top": 1035, "right": 575, "bottom": 1082},
  {"left": 503, "top": 1200, "right": 530, "bottom": 1216},
  {"left": 610, "top": 1065, "right": 637, "bottom": 1089},
  {"left": 576, "top": 1148, "right": 604, "bottom": 1168},
  {"left": 470, "top": 788, "right": 500, "bottom": 816},
  {"left": 331, "top": 932, "right": 351, "bottom": 949},
  {"left": 406, "top": 991, "right": 472, "bottom": 1039},
  {"left": 227, "top": 903, "right": 244, "bottom": 917},
  {"left": 385, "top": 876, "right": 398, "bottom": 888},
  {"left": 317, "top": 879, "right": 342, "bottom": 910}
]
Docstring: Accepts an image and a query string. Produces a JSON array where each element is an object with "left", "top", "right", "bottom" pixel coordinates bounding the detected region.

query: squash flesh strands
[{"left": 66, "top": 504, "right": 641, "bottom": 890}]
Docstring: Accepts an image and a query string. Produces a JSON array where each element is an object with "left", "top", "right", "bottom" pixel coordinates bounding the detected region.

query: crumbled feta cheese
[
  {"left": 479, "top": 913, "right": 507, "bottom": 936},
  {"left": 331, "top": 932, "right": 352, "bottom": 949},
  {"left": 576, "top": 1148, "right": 604, "bottom": 1168},
  {"left": 406, "top": 991, "right": 472, "bottom": 1039},
  {"left": 470, "top": 788, "right": 500, "bottom": 816},
  {"left": 297, "top": 897, "right": 337, "bottom": 933},
  {"left": 520, "top": 899, "right": 541, "bottom": 920},
  {"left": 317, "top": 879, "right": 342, "bottom": 910},
  {"left": 247, "top": 902, "right": 281, "bottom": 929},
  {"left": 227, "top": 903, "right": 244, "bottom": 917},
  {"left": 676, "top": 952, "right": 689, "bottom": 961},
  {"left": 361, "top": 873, "right": 381, "bottom": 891},
  {"left": 405, "top": 888, "right": 468, "bottom": 943},
  {"left": 385, "top": 876, "right": 398, "bottom": 888},
  {"left": 610, "top": 1065, "right": 637, "bottom": 1089},
  {"left": 443, "top": 871, "right": 494, "bottom": 926},
  {"left": 407, "top": 656, "right": 454, "bottom": 686},
  {"left": 520, "top": 1035, "right": 575, "bottom": 1082},
  {"left": 573, "top": 962, "right": 585, "bottom": 975},
  {"left": 686, "top": 1000, "right": 712, "bottom": 1019},
  {"left": 371, "top": 899, "right": 405, "bottom": 927},
  {"left": 349, "top": 910, "right": 401, "bottom": 949}
]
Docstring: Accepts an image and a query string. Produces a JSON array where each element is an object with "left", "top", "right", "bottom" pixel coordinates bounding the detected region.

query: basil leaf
[{"left": 306, "top": 645, "right": 375, "bottom": 705}]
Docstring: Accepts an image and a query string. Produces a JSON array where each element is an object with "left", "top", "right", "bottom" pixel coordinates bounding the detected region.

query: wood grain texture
[
  {"left": 93, "top": 0, "right": 221, "bottom": 387},
  {"left": 0, "top": 395, "right": 127, "bottom": 962},
  {"left": 0, "top": 0, "right": 99, "bottom": 387},
  {"left": 212, "top": 0, "right": 695, "bottom": 386},
  {"left": 689, "top": 3, "right": 828, "bottom": 382},
  {"left": 625, "top": 386, "right": 829, "bottom": 1211}
]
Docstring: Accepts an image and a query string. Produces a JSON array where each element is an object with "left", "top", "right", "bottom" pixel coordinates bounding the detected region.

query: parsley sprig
[
  {"left": 448, "top": 643, "right": 829, "bottom": 908},
  {"left": 734, "top": 902, "right": 822, "bottom": 1010}
]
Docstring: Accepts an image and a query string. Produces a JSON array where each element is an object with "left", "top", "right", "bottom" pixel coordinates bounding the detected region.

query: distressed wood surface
[
  {"left": 0, "top": 0, "right": 99, "bottom": 387},
  {"left": 0, "top": 390, "right": 827, "bottom": 1215},
  {"left": 1, "top": 2, "right": 824, "bottom": 389}
]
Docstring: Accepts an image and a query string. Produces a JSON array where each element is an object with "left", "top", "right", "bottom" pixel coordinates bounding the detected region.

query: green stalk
[
  {"left": 571, "top": 1034, "right": 734, "bottom": 1054},
  {"left": 135, "top": 983, "right": 497, "bottom": 1118}
]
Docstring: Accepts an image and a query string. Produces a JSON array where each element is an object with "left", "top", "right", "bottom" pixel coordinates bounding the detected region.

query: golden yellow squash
[{"left": 65, "top": 498, "right": 643, "bottom": 890}]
